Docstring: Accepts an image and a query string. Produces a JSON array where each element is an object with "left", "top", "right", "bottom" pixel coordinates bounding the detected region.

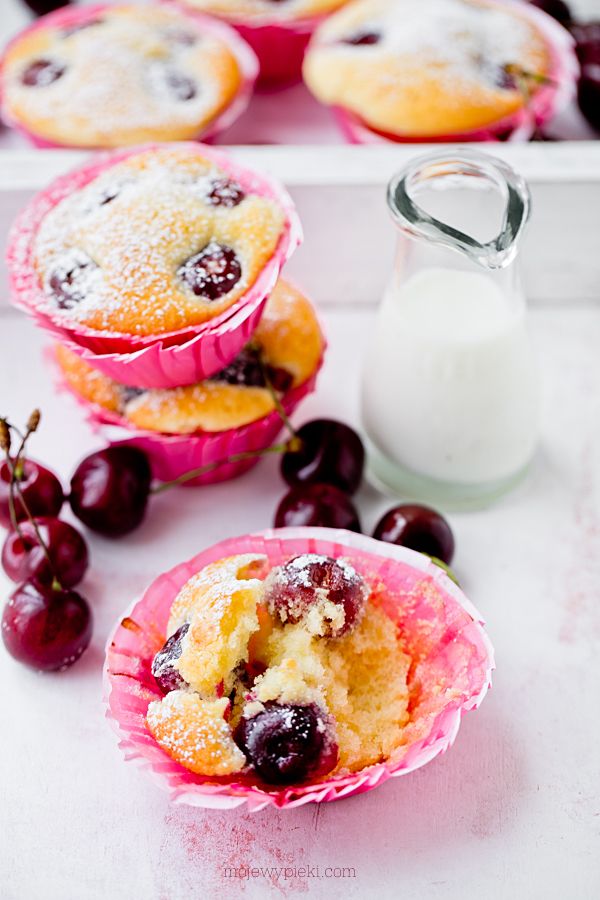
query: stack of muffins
[{"left": 7, "top": 142, "right": 325, "bottom": 486}]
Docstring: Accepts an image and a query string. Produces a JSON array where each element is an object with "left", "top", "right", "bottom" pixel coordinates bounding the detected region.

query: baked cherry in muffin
[
  {"left": 54, "top": 280, "right": 323, "bottom": 434},
  {"left": 31, "top": 145, "right": 288, "bottom": 336},
  {"left": 1, "top": 4, "right": 251, "bottom": 148},
  {"left": 303, "top": 0, "right": 554, "bottom": 138},
  {"left": 146, "top": 551, "right": 410, "bottom": 784}
]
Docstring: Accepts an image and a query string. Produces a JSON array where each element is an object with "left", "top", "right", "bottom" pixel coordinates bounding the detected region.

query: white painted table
[{"left": 2, "top": 298, "right": 600, "bottom": 899}]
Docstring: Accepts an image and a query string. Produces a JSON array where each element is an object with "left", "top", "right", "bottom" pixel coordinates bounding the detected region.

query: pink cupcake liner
[
  {"left": 54, "top": 354, "right": 322, "bottom": 485},
  {"left": 170, "top": 1, "right": 322, "bottom": 87},
  {"left": 0, "top": 3, "right": 259, "bottom": 149},
  {"left": 326, "top": 0, "right": 578, "bottom": 144},
  {"left": 7, "top": 142, "right": 302, "bottom": 382},
  {"left": 104, "top": 527, "right": 494, "bottom": 810}
]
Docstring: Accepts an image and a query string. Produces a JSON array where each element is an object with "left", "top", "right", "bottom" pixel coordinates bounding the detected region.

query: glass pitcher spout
[{"left": 387, "top": 148, "right": 531, "bottom": 271}]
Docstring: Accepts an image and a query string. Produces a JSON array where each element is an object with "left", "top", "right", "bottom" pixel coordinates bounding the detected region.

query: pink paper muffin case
[
  {"left": 104, "top": 527, "right": 495, "bottom": 811},
  {"left": 326, "top": 0, "right": 578, "bottom": 145},
  {"left": 0, "top": 3, "right": 259, "bottom": 149},
  {"left": 54, "top": 351, "right": 323, "bottom": 486},
  {"left": 7, "top": 142, "right": 302, "bottom": 387},
  {"left": 169, "top": 0, "right": 324, "bottom": 87}
]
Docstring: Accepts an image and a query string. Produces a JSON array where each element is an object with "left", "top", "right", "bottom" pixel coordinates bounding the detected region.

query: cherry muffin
[
  {"left": 0, "top": 3, "right": 257, "bottom": 148},
  {"left": 10, "top": 144, "right": 296, "bottom": 356},
  {"left": 105, "top": 529, "right": 494, "bottom": 807},
  {"left": 176, "top": 0, "right": 350, "bottom": 85},
  {"left": 54, "top": 280, "right": 324, "bottom": 435},
  {"left": 303, "top": 0, "right": 576, "bottom": 141},
  {"left": 146, "top": 550, "right": 410, "bottom": 782}
]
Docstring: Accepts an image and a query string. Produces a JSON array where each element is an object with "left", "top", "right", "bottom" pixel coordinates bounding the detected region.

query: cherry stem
[
  {"left": 255, "top": 346, "right": 298, "bottom": 442},
  {"left": 1, "top": 413, "right": 62, "bottom": 591},
  {"left": 150, "top": 441, "right": 294, "bottom": 495}
]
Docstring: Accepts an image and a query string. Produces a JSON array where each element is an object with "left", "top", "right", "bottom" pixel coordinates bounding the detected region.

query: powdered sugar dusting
[
  {"left": 4, "top": 5, "right": 241, "bottom": 141},
  {"left": 31, "top": 147, "right": 286, "bottom": 336}
]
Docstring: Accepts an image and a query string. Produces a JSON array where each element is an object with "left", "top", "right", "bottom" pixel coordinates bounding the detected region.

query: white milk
[{"left": 362, "top": 267, "right": 540, "bottom": 486}]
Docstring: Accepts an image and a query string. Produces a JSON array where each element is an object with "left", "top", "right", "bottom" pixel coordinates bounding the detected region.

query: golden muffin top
[
  {"left": 33, "top": 146, "right": 288, "bottom": 337},
  {"left": 179, "top": 0, "right": 349, "bottom": 24},
  {"left": 303, "top": 0, "right": 551, "bottom": 137},
  {"left": 2, "top": 4, "right": 244, "bottom": 147}
]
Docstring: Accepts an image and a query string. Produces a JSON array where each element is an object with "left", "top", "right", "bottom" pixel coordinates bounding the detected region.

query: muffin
[
  {"left": 177, "top": 0, "right": 350, "bottom": 85},
  {"left": 54, "top": 279, "right": 324, "bottom": 435},
  {"left": 106, "top": 529, "right": 494, "bottom": 806},
  {"left": 146, "top": 551, "right": 410, "bottom": 782},
  {"left": 303, "top": 0, "right": 561, "bottom": 140},
  {"left": 0, "top": 3, "right": 256, "bottom": 148},
  {"left": 23, "top": 144, "right": 290, "bottom": 340}
]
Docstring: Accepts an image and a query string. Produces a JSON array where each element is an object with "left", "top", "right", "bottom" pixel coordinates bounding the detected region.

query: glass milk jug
[{"left": 362, "top": 149, "right": 540, "bottom": 509}]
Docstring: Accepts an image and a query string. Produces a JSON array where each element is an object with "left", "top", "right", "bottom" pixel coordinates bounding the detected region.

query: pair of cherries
[{"left": 274, "top": 419, "right": 455, "bottom": 568}]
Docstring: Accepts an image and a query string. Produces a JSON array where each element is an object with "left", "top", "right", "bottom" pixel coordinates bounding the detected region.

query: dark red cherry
[
  {"left": 69, "top": 446, "right": 152, "bottom": 537},
  {"left": 2, "top": 580, "right": 92, "bottom": 672},
  {"left": 578, "top": 66, "right": 600, "bottom": 130},
  {"left": 2, "top": 517, "right": 88, "bottom": 588},
  {"left": 281, "top": 419, "right": 365, "bottom": 495},
  {"left": 234, "top": 702, "right": 338, "bottom": 785},
  {"left": 206, "top": 178, "right": 245, "bottom": 208},
  {"left": 20, "top": 1, "right": 72, "bottom": 15},
  {"left": 21, "top": 58, "right": 65, "bottom": 86},
  {"left": 164, "top": 70, "right": 197, "bottom": 101},
  {"left": 571, "top": 22, "right": 600, "bottom": 65},
  {"left": 48, "top": 252, "right": 96, "bottom": 309},
  {"left": 373, "top": 504, "right": 455, "bottom": 565},
  {"left": 274, "top": 483, "right": 361, "bottom": 532},
  {"left": 0, "top": 458, "right": 64, "bottom": 529},
  {"left": 343, "top": 31, "right": 381, "bottom": 46},
  {"left": 178, "top": 242, "right": 242, "bottom": 300},
  {"left": 151, "top": 623, "right": 190, "bottom": 694},
  {"left": 527, "top": 0, "right": 571, "bottom": 25},
  {"left": 212, "top": 346, "right": 292, "bottom": 392},
  {"left": 264, "top": 554, "right": 367, "bottom": 637}
]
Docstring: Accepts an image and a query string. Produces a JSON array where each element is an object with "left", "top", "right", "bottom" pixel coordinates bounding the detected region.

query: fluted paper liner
[
  {"left": 325, "top": 0, "right": 578, "bottom": 144},
  {"left": 54, "top": 352, "right": 322, "bottom": 485},
  {"left": 0, "top": 3, "right": 259, "bottom": 148},
  {"left": 104, "top": 528, "right": 494, "bottom": 810},
  {"left": 7, "top": 142, "right": 302, "bottom": 385}
]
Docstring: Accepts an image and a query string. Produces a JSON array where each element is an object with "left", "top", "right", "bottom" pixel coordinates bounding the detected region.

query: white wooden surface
[
  {"left": 1, "top": 1, "right": 600, "bottom": 897},
  {"left": 1, "top": 297, "right": 600, "bottom": 899}
]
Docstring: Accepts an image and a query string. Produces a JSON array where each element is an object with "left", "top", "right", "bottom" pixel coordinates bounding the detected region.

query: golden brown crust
[
  {"left": 55, "top": 278, "right": 323, "bottom": 434},
  {"left": 2, "top": 5, "right": 243, "bottom": 148},
  {"left": 147, "top": 552, "right": 410, "bottom": 782},
  {"left": 181, "top": 0, "right": 349, "bottom": 24},
  {"left": 303, "top": 0, "right": 551, "bottom": 137},
  {"left": 33, "top": 146, "right": 287, "bottom": 336}
]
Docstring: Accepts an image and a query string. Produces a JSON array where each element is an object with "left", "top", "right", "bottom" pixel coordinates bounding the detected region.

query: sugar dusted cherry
[
  {"left": 2, "top": 580, "right": 92, "bottom": 671},
  {"left": 2, "top": 517, "right": 88, "bottom": 588},
  {"left": 0, "top": 458, "right": 64, "bottom": 529},
  {"left": 264, "top": 554, "right": 367, "bottom": 637},
  {"left": 373, "top": 504, "right": 455, "bottom": 565},
  {"left": 281, "top": 419, "right": 365, "bottom": 495},
  {"left": 234, "top": 702, "right": 339, "bottom": 785},
  {"left": 69, "top": 446, "right": 151, "bottom": 537},
  {"left": 151, "top": 623, "right": 190, "bottom": 694},
  {"left": 274, "top": 483, "right": 361, "bottom": 532}
]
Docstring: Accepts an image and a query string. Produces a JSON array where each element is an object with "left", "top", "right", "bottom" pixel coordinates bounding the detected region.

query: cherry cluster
[
  {"left": 273, "top": 418, "right": 455, "bottom": 571},
  {"left": 527, "top": 1, "right": 600, "bottom": 132},
  {"left": 0, "top": 412, "right": 152, "bottom": 672}
]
